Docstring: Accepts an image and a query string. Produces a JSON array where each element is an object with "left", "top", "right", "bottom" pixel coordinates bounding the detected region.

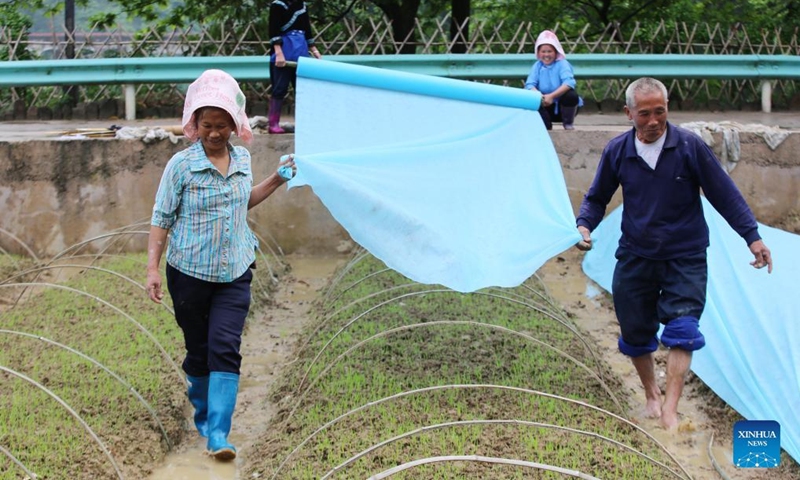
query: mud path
[
  {"left": 537, "top": 249, "right": 782, "bottom": 480},
  {"left": 146, "top": 255, "right": 344, "bottom": 480}
]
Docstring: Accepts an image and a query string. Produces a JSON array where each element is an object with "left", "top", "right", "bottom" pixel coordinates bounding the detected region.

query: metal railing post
[
  {"left": 761, "top": 80, "right": 772, "bottom": 113},
  {"left": 124, "top": 84, "right": 136, "bottom": 120}
]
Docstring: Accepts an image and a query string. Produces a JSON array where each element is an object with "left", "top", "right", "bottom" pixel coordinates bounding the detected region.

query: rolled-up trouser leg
[
  {"left": 618, "top": 335, "right": 660, "bottom": 357},
  {"left": 660, "top": 316, "right": 706, "bottom": 351}
]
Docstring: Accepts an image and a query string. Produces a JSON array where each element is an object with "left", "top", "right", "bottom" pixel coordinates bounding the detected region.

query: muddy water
[{"left": 146, "top": 255, "right": 345, "bottom": 480}]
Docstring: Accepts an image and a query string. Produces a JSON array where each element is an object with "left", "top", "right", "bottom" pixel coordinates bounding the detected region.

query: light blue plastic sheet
[
  {"left": 296, "top": 56, "right": 541, "bottom": 112},
  {"left": 289, "top": 57, "right": 581, "bottom": 292},
  {"left": 582, "top": 198, "right": 800, "bottom": 462}
]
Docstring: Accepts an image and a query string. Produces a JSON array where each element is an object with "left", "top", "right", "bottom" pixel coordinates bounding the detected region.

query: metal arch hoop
[
  {"left": 270, "top": 384, "right": 690, "bottom": 480},
  {"left": 1, "top": 263, "right": 175, "bottom": 316},
  {"left": 0, "top": 329, "right": 173, "bottom": 450},
  {"left": 0, "top": 443, "right": 38, "bottom": 479},
  {"left": 287, "top": 320, "right": 622, "bottom": 422},
  {"left": 366, "top": 455, "right": 601, "bottom": 479},
  {"left": 0, "top": 283, "right": 185, "bottom": 387},
  {"left": 296, "top": 289, "right": 607, "bottom": 400},
  {"left": 0, "top": 365, "right": 125, "bottom": 480}
]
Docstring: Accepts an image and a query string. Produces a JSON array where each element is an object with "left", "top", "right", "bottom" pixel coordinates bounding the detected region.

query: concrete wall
[{"left": 1, "top": 130, "right": 798, "bottom": 257}]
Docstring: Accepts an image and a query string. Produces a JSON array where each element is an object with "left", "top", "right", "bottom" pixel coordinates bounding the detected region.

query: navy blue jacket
[{"left": 577, "top": 122, "right": 761, "bottom": 259}]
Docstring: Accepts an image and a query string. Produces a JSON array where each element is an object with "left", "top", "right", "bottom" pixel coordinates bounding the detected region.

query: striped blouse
[{"left": 151, "top": 141, "right": 257, "bottom": 283}]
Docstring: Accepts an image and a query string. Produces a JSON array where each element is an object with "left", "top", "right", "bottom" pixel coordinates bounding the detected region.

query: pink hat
[
  {"left": 182, "top": 69, "right": 253, "bottom": 145},
  {"left": 535, "top": 30, "right": 566, "bottom": 61}
]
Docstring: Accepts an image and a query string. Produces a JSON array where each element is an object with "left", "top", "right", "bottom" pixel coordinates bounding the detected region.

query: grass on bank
[
  {"left": 0, "top": 251, "right": 282, "bottom": 480},
  {"left": 245, "top": 253, "right": 691, "bottom": 479}
]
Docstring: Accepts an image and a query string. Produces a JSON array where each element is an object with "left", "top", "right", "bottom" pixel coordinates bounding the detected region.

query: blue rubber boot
[
  {"left": 186, "top": 375, "right": 209, "bottom": 437},
  {"left": 206, "top": 372, "right": 239, "bottom": 461}
]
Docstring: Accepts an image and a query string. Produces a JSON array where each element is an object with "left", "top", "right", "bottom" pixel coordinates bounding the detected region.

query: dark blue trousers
[
  {"left": 611, "top": 247, "right": 707, "bottom": 347},
  {"left": 269, "top": 31, "right": 309, "bottom": 99},
  {"left": 166, "top": 264, "right": 252, "bottom": 376},
  {"left": 270, "top": 63, "right": 296, "bottom": 100}
]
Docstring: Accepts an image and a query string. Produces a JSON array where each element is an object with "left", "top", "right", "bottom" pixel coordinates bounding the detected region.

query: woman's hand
[
  {"left": 145, "top": 226, "right": 168, "bottom": 303},
  {"left": 310, "top": 46, "right": 322, "bottom": 59},
  {"left": 542, "top": 93, "right": 554, "bottom": 107},
  {"left": 146, "top": 270, "right": 164, "bottom": 304},
  {"left": 277, "top": 154, "right": 297, "bottom": 182},
  {"left": 275, "top": 51, "right": 286, "bottom": 68}
]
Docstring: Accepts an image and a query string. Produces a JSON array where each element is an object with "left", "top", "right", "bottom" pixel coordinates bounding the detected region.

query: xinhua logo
[{"left": 733, "top": 420, "right": 780, "bottom": 468}]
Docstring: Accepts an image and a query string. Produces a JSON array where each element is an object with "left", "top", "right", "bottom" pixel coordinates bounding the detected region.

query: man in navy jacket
[{"left": 575, "top": 77, "right": 773, "bottom": 430}]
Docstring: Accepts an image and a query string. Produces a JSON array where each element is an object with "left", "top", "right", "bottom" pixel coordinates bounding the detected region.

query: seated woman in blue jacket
[{"left": 525, "top": 30, "right": 582, "bottom": 130}]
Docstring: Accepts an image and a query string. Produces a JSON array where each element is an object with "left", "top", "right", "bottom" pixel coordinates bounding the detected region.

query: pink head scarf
[
  {"left": 535, "top": 30, "right": 566, "bottom": 62},
  {"left": 182, "top": 69, "right": 253, "bottom": 145}
]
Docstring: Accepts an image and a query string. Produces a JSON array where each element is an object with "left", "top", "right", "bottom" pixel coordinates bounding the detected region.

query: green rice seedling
[
  {"left": 247, "top": 254, "right": 695, "bottom": 480},
  {"left": 0, "top": 250, "right": 282, "bottom": 479}
]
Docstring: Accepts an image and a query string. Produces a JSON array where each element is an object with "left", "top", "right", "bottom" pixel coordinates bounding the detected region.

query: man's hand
[
  {"left": 749, "top": 239, "right": 773, "bottom": 273},
  {"left": 576, "top": 225, "right": 592, "bottom": 251}
]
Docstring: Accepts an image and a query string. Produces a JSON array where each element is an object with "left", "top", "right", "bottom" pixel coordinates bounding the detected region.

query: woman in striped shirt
[{"left": 146, "top": 69, "right": 295, "bottom": 461}]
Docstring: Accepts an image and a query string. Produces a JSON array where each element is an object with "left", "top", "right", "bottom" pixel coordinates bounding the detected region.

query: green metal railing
[{"left": 2, "top": 54, "right": 797, "bottom": 118}]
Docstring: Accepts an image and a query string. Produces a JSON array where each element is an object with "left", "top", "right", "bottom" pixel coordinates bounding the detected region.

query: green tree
[
  {"left": 368, "top": 0, "right": 422, "bottom": 53},
  {"left": 0, "top": 3, "right": 35, "bottom": 61},
  {"left": 0, "top": 3, "right": 35, "bottom": 113},
  {"left": 19, "top": 0, "right": 799, "bottom": 53}
]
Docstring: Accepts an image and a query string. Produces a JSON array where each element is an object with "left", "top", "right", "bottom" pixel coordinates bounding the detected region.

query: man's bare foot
[
  {"left": 659, "top": 410, "right": 680, "bottom": 430},
  {"left": 645, "top": 398, "right": 663, "bottom": 419}
]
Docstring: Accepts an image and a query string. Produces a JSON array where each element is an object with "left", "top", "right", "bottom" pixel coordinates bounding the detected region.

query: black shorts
[{"left": 611, "top": 247, "right": 707, "bottom": 346}]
